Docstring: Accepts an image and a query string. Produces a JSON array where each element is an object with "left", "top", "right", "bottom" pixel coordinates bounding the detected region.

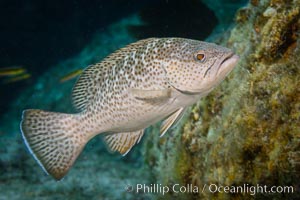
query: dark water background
[
  {"left": 0, "top": 0, "right": 146, "bottom": 114},
  {"left": 0, "top": 0, "right": 245, "bottom": 115}
]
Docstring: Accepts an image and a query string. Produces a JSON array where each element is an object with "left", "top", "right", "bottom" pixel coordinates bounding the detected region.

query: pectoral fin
[
  {"left": 104, "top": 130, "right": 144, "bottom": 156},
  {"left": 160, "top": 107, "right": 186, "bottom": 137},
  {"left": 130, "top": 88, "right": 171, "bottom": 103}
]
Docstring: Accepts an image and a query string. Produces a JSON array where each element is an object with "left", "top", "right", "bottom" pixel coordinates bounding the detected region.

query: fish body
[
  {"left": 20, "top": 38, "right": 239, "bottom": 180},
  {"left": 0, "top": 66, "right": 26, "bottom": 76},
  {"left": 59, "top": 69, "right": 83, "bottom": 83},
  {"left": 2, "top": 73, "right": 31, "bottom": 84}
]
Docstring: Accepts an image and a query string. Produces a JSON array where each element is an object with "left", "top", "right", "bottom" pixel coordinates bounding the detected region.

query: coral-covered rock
[{"left": 143, "top": 0, "right": 300, "bottom": 199}]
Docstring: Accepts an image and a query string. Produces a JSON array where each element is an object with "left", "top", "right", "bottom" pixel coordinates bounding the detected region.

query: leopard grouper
[{"left": 20, "top": 37, "right": 239, "bottom": 180}]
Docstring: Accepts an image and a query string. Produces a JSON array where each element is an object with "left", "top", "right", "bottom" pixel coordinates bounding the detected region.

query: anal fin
[
  {"left": 160, "top": 107, "right": 186, "bottom": 137},
  {"left": 104, "top": 130, "right": 144, "bottom": 156}
]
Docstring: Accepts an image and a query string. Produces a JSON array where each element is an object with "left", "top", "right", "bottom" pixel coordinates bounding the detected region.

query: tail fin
[{"left": 20, "top": 109, "right": 87, "bottom": 180}]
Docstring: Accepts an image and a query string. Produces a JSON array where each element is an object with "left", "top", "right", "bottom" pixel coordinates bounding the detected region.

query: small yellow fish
[
  {"left": 59, "top": 69, "right": 83, "bottom": 83},
  {"left": 0, "top": 66, "right": 26, "bottom": 76},
  {"left": 21, "top": 38, "right": 239, "bottom": 180},
  {"left": 2, "top": 73, "right": 31, "bottom": 84}
]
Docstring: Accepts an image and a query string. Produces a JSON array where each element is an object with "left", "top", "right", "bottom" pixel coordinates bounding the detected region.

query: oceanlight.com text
[
  {"left": 207, "top": 183, "right": 294, "bottom": 196},
  {"left": 125, "top": 183, "right": 295, "bottom": 196}
]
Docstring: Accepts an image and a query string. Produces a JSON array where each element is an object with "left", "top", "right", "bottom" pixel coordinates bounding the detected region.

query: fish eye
[{"left": 195, "top": 53, "right": 206, "bottom": 62}]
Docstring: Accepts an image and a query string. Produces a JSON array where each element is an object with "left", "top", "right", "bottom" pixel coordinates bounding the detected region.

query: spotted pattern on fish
[{"left": 20, "top": 37, "right": 239, "bottom": 180}]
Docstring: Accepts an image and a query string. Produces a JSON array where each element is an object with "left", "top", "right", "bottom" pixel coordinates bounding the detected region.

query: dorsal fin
[
  {"left": 104, "top": 130, "right": 144, "bottom": 155},
  {"left": 72, "top": 38, "right": 158, "bottom": 111},
  {"left": 72, "top": 63, "right": 103, "bottom": 111},
  {"left": 72, "top": 38, "right": 161, "bottom": 111}
]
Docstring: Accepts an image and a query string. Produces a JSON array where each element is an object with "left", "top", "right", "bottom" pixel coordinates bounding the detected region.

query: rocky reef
[{"left": 143, "top": 0, "right": 300, "bottom": 199}]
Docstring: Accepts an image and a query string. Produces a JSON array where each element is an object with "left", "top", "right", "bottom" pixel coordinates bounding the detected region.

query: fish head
[{"left": 162, "top": 39, "right": 239, "bottom": 96}]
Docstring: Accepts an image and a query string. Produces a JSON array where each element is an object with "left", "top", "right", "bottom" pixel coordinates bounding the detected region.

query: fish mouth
[
  {"left": 168, "top": 52, "right": 239, "bottom": 96},
  {"left": 216, "top": 53, "right": 239, "bottom": 77}
]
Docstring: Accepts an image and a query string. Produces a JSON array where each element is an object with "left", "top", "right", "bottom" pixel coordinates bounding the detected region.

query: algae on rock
[{"left": 143, "top": 0, "right": 300, "bottom": 199}]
